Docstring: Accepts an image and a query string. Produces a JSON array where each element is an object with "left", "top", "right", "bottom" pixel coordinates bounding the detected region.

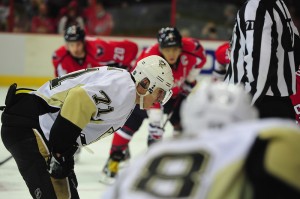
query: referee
[{"left": 225, "top": 0, "right": 300, "bottom": 119}]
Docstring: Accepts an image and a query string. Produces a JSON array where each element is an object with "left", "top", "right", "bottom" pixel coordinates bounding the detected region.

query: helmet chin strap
[
  {"left": 136, "top": 90, "right": 147, "bottom": 110},
  {"left": 139, "top": 95, "right": 145, "bottom": 109}
]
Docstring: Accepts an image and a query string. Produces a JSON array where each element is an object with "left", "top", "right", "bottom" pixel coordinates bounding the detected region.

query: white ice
[{"left": 0, "top": 86, "right": 173, "bottom": 199}]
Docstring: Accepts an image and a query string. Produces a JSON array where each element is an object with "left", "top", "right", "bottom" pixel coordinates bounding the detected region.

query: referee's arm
[{"left": 244, "top": 5, "right": 275, "bottom": 105}]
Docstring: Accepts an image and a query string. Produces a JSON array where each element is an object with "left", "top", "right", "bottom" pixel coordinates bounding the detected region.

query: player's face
[
  {"left": 66, "top": 41, "right": 85, "bottom": 58},
  {"left": 160, "top": 46, "right": 182, "bottom": 65},
  {"left": 143, "top": 88, "right": 166, "bottom": 109}
]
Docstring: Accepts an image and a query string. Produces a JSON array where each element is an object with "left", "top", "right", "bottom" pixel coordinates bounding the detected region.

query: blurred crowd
[
  {"left": 0, "top": 0, "right": 114, "bottom": 36},
  {"left": 0, "top": 0, "right": 300, "bottom": 39}
]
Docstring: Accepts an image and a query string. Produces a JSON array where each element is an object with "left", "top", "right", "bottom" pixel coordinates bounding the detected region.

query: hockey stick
[
  {"left": 162, "top": 111, "right": 174, "bottom": 129},
  {"left": 162, "top": 94, "right": 185, "bottom": 129},
  {"left": 0, "top": 155, "right": 13, "bottom": 166}
]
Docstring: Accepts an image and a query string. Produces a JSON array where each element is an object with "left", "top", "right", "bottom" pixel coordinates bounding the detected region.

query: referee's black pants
[{"left": 256, "top": 96, "right": 295, "bottom": 120}]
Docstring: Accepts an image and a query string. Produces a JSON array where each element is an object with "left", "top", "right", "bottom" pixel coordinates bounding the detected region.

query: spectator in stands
[
  {"left": 201, "top": 21, "right": 218, "bottom": 40},
  {"left": 83, "top": 0, "right": 114, "bottom": 36},
  {"left": 223, "top": 4, "right": 237, "bottom": 38},
  {"left": 25, "top": 0, "right": 42, "bottom": 20},
  {"left": 30, "top": 2, "right": 55, "bottom": 34},
  {"left": 12, "top": 1, "right": 31, "bottom": 33},
  {"left": 0, "top": 1, "right": 9, "bottom": 31},
  {"left": 57, "top": 0, "right": 85, "bottom": 34}
]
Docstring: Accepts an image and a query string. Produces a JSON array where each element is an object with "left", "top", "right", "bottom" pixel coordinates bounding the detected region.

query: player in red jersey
[
  {"left": 100, "top": 27, "right": 207, "bottom": 184},
  {"left": 52, "top": 25, "right": 138, "bottom": 77},
  {"left": 212, "top": 42, "right": 230, "bottom": 81}
]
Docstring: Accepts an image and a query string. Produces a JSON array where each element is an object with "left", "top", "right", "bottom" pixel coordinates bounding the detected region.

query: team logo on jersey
[
  {"left": 159, "top": 60, "right": 166, "bottom": 68},
  {"left": 97, "top": 46, "right": 103, "bottom": 57},
  {"left": 246, "top": 20, "right": 255, "bottom": 31}
]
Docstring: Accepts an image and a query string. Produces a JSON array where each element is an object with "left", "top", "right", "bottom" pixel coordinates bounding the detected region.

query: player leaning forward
[{"left": 0, "top": 55, "right": 174, "bottom": 199}]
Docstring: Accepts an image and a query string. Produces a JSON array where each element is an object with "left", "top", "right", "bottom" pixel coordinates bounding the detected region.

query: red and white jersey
[
  {"left": 52, "top": 37, "right": 138, "bottom": 77},
  {"left": 32, "top": 67, "right": 136, "bottom": 145},
  {"left": 135, "top": 38, "right": 206, "bottom": 97},
  {"left": 103, "top": 118, "right": 300, "bottom": 199}
]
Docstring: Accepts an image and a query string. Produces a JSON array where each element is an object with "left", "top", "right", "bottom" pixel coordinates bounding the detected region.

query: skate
[{"left": 99, "top": 151, "right": 125, "bottom": 185}]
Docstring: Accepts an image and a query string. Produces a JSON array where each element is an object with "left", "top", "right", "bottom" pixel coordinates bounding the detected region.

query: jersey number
[
  {"left": 133, "top": 151, "right": 209, "bottom": 198},
  {"left": 49, "top": 68, "right": 99, "bottom": 89},
  {"left": 92, "top": 90, "right": 114, "bottom": 117},
  {"left": 113, "top": 47, "right": 125, "bottom": 61}
]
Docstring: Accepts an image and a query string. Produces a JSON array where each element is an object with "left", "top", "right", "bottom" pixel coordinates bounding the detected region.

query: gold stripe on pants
[{"left": 33, "top": 128, "right": 72, "bottom": 199}]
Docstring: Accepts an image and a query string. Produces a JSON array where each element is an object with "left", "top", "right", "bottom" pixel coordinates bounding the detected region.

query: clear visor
[{"left": 156, "top": 88, "right": 173, "bottom": 105}]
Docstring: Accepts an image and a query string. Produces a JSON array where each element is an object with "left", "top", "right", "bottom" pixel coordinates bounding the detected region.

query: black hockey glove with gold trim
[
  {"left": 47, "top": 146, "right": 78, "bottom": 179},
  {"left": 47, "top": 153, "right": 74, "bottom": 179}
]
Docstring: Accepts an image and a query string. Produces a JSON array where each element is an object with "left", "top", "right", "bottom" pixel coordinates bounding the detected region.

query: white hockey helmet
[
  {"left": 181, "top": 80, "right": 259, "bottom": 135},
  {"left": 132, "top": 55, "right": 174, "bottom": 106}
]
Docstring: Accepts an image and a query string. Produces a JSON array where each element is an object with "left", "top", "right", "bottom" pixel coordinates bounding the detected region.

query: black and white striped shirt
[{"left": 225, "top": 0, "right": 299, "bottom": 105}]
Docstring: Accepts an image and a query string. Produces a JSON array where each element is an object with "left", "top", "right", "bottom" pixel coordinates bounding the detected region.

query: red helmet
[{"left": 215, "top": 42, "right": 230, "bottom": 65}]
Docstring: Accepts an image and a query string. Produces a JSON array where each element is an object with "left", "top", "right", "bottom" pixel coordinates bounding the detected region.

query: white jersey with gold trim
[
  {"left": 32, "top": 67, "right": 136, "bottom": 145},
  {"left": 103, "top": 119, "right": 300, "bottom": 199}
]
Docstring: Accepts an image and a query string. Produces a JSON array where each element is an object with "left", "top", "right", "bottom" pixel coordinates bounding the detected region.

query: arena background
[{"left": 0, "top": 33, "right": 225, "bottom": 86}]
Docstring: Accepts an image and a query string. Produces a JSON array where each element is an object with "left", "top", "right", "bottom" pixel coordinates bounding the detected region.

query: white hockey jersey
[
  {"left": 103, "top": 119, "right": 300, "bottom": 199},
  {"left": 32, "top": 67, "right": 136, "bottom": 145}
]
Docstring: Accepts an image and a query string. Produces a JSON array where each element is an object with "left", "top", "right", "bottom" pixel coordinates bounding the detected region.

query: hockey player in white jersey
[
  {"left": 0, "top": 55, "right": 174, "bottom": 199},
  {"left": 103, "top": 81, "right": 300, "bottom": 199}
]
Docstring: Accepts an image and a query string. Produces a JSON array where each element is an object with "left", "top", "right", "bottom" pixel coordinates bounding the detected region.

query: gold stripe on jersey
[
  {"left": 36, "top": 85, "right": 98, "bottom": 127},
  {"left": 15, "top": 89, "right": 34, "bottom": 94},
  {"left": 36, "top": 90, "right": 70, "bottom": 108},
  {"left": 33, "top": 129, "right": 71, "bottom": 199},
  {"left": 60, "top": 86, "right": 96, "bottom": 129},
  {"left": 206, "top": 160, "right": 253, "bottom": 199},
  {"left": 36, "top": 84, "right": 87, "bottom": 108},
  {"left": 259, "top": 127, "right": 300, "bottom": 191}
]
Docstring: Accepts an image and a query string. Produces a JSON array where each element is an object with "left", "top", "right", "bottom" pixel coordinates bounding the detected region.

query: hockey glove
[
  {"left": 181, "top": 80, "right": 196, "bottom": 96},
  {"left": 47, "top": 152, "right": 75, "bottom": 179},
  {"left": 47, "top": 146, "right": 78, "bottom": 179},
  {"left": 212, "top": 65, "right": 227, "bottom": 81},
  {"left": 148, "top": 123, "right": 164, "bottom": 146}
]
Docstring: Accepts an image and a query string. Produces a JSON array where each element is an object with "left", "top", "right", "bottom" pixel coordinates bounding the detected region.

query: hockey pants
[{"left": 1, "top": 126, "right": 79, "bottom": 199}]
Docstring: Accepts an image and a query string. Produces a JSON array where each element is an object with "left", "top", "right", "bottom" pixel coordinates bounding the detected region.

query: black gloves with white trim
[{"left": 47, "top": 146, "right": 78, "bottom": 179}]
